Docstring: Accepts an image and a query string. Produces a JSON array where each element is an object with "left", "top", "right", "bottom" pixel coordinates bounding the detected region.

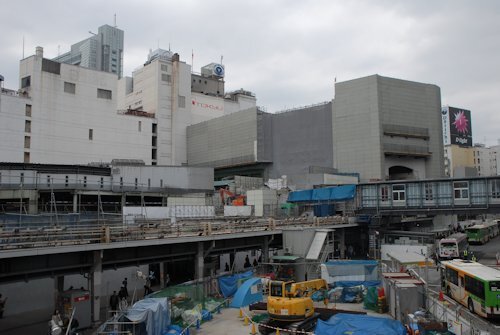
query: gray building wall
[
  {"left": 333, "top": 75, "right": 444, "bottom": 182},
  {"left": 187, "top": 108, "right": 259, "bottom": 168},
  {"left": 267, "top": 102, "right": 333, "bottom": 182}
]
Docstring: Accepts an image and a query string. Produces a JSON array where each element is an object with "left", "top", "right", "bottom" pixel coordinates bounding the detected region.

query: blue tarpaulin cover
[
  {"left": 124, "top": 298, "right": 170, "bottom": 335},
  {"left": 315, "top": 313, "right": 407, "bottom": 335},
  {"left": 230, "top": 277, "right": 263, "bottom": 308},
  {"left": 288, "top": 185, "right": 356, "bottom": 203},
  {"left": 218, "top": 271, "right": 254, "bottom": 297}
]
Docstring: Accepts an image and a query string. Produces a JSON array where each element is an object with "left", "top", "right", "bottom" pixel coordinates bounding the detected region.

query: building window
[
  {"left": 152, "top": 123, "right": 157, "bottom": 134},
  {"left": 24, "top": 136, "right": 30, "bottom": 149},
  {"left": 424, "top": 183, "right": 434, "bottom": 201},
  {"left": 380, "top": 185, "right": 389, "bottom": 201},
  {"left": 65, "top": 175, "right": 69, "bottom": 187},
  {"left": 97, "top": 88, "right": 112, "bottom": 99},
  {"left": 21, "top": 76, "right": 31, "bottom": 88},
  {"left": 392, "top": 184, "right": 406, "bottom": 201},
  {"left": 162, "top": 74, "right": 171, "bottom": 83},
  {"left": 100, "top": 177, "right": 104, "bottom": 189},
  {"left": 89, "top": 129, "right": 93, "bottom": 140},
  {"left": 135, "top": 178, "right": 138, "bottom": 189},
  {"left": 25, "top": 104, "right": 32, "bottom": 117},
  {"left": 20, "top": 173, "right": 24, "bottom": 185},
  {"left": 148, "top": 178, "right": 151, "bottom": 189},
  {"left": 453, "top": 181, "right": 469, "bottom": 200},
  {"left": 491, "top": 180, "right": 500, "bottom": 199},
  {"left": 178, "top": 95, "right": 186, "bottom": 108},
  {"left": 47, "top": 175, "right": 51, "bottom": 187},
  {"left": 120, "top": 177, "right": 123, "bottom": 189},
  {"left": 25, "top": 120, "right": 31, "bottom": 133},
  {"left": 152, "top": 136, "right": 157, "bottom": 147},
  {"left": 64, "top": 82, "right": 76, "bottom": 94},
  {"left": 138, "top": 121, "right": 142, "bottom": 132},
  {"left": 161, "top": 64, "right": 168, "bottom": 72},
  {"left": 152, "top": 148, "right": 157, "bottom": 160},
  {"left": 23, "top": 152, "right": 29, "bottom": 164},
  {"left": 83, "top": 176, "right": 87, "bottom": 188}
]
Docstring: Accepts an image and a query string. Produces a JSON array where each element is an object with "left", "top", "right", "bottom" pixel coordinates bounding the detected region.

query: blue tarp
[
  {"left": 287, "top": 185, "right": 356, "bottom": 203},
  {"left": 287, "top": 189, "right": 314, "bottom": 202},
  {"left": 334, "top": 280, "right": 381, "bottom": 287},
  {"left": 218, "top": 271, "right": 254, "bottom": 297},
  {"left": 230, "top": 277, "right": 263, "bottom": 308},
  {"left": 315, "top": 313, "right": 407, "bottom": 335},
  {"left": 124, "top": 298, "right": 170, "bottom": 335}
]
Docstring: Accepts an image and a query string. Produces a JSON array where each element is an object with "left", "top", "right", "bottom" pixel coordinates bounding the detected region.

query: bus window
[
  {"left": 446, "top": 268, "right": 459, "bottom": 286},
  {"left": 490, "top": 281, "right": 500, "bottom": 292},
  {"left": 465, "top": 275, "right": 485, "bottom": 300}
]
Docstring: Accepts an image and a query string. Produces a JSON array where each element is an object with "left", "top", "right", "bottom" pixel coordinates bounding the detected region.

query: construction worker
[
  {"left": 463, "top": 249, "right": 468, "bottom": 260},
  {"left": 471, "top": 253, "right": 477, "bottom": 262}
]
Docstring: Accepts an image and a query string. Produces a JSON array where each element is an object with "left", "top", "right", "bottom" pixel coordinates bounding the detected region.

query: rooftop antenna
[
  {"left": 114, "top": 14, "right": 117, "bottom": 27},
  {"left": 168, "top": 43, "right": 171, "bottom": 52}
]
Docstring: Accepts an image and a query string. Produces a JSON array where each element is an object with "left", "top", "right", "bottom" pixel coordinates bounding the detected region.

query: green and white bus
[
  {"left": 442, "top": 259, "right": 500, "bottom": 318},
  {"left": 465, "top": 221, "right": 499, "bottom": 244}
]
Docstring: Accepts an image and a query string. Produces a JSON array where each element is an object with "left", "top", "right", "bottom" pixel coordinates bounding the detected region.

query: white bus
[{"left": 437, "top": 233, "right": 468, "bottom": 260}]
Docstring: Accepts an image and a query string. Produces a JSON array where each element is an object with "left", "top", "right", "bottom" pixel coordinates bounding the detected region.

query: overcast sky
[{"left": 1, "top": 1, "right": 499, "bottom": 145}]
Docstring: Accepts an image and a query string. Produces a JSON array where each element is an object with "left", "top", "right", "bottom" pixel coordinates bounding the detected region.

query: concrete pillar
[
  {"left": 162, "top": 196, "right": 167, "bottom": 207},
  {"left": 195, "top": 242, "right": 204, "bottom": 280},
  {"left": 54, "top": 275, "right": 64, "bottom": 310},
  {"left": 73, "top": 193, "right": 78, "bottom": 213},
  {"left": 121, "top": 194, "right": 126, "bottom": 209},
  {"left": 339, "top": 229, "right": 346, "bottom": 259},
  {"left": 160, "top": 262, "right": 165, "bottom": 289},
  {"left": 28, "top": 192, "right": 38, "bottom": 214},
  {"left": 91, "top": 250, "right": 103, "bottom": 323},
  {"left": 262, "top": 238, "right": 270, "bottom": 263}
]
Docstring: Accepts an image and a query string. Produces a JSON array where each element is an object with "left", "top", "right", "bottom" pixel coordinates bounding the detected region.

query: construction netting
[{"left": 150, "top": 282, "right": 226, "bottom": 328}]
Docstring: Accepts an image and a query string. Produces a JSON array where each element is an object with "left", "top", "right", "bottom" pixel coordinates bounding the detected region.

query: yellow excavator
[{"left": 259, "top": 279, "right": 328, "bottom": 334}]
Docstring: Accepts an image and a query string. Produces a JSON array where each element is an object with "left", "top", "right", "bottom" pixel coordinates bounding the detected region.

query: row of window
[
  {"left": 63, "top": 81, "right": 112, "bottom": 100},
  {"left": 378, "top": 180, "right": 500, "bottom": 202}
]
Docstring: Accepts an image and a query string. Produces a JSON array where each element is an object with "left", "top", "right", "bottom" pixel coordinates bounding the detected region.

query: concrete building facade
[
  {"left": 17, "top": 47, "right": 153, "bottom": 165},
  {"left": 0, "top": 88, "right": 30, "bottom": 163},
  {"left": 333, "top": 75, "right": 444, "bottom": 182},
  {"left": 2, "top": 44, "right": 256, "bottom": 167},
  {"left": 53, "top": 24, "right": 124, "bottom": 78}
]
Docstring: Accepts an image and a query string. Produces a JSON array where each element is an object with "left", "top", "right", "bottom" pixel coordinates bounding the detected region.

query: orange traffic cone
[
  {"left": 244, "top": 316, "right": 249, "bottom": 326},
  {"left": 276, "top": 328, "right": 280, "bottom": 335},
  {"left": 439, "top": 291, "right": 444, "bottom": 301},
  {"left": 250, "top": 323, "right": 257, "bottom": 335}
]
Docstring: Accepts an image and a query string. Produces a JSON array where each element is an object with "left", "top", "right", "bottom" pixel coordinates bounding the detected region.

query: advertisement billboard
[{"left": 448, "top": 107, "right": 472, "bottom": 147}]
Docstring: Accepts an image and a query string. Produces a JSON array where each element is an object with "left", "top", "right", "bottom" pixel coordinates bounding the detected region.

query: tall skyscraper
[{"left": 53, "top": 24, "right": 124, "bottom": 77}]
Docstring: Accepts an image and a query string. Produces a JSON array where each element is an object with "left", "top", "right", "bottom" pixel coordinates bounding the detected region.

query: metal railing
[{"left": 0, "top": 215, "right": 349, "bottom": 250}]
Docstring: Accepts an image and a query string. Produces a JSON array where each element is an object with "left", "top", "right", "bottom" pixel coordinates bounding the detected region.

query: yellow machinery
[{"left": 261, "top": 278, "right": 327, "bottom": 333}]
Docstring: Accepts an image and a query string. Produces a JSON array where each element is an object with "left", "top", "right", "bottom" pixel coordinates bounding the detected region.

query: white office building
[{"left": 1, "top": 44, "right": 256, "bottom": 166}]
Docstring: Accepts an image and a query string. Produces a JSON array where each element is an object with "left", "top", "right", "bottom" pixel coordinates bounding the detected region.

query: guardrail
[{"left": 0, "top": 215, "right": 349, "bottom": 250}]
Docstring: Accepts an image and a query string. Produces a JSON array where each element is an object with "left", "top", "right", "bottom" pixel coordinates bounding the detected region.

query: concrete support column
[
  {"left": 195, "top": 242, "right": 204, "bottom": 281},
  {"left": 73, "top": 193, "right": 78, "bottom": 213},
  {"left": 54, "top": 275, "right": 64, "bottom": 311},
  {"left": 121, "top": 194, "right": 126, "bottom": 209},
  {"left": 160, "top": 262, "right": 165, "bottom": 289},
  {"left": 161, "top": 196, "right": 167, "bottom": 207},
  {"left": 339, "top": 229, "right": 346, "bottom": 259},
  {"left": 91, "top": 250, "right": 103, "bottom": 323},
  {"left": 28, "top": 192, "right": 38, "bottom": 214},
  {"left": 262, "top": 237, "right": 270, "bottom": 263}
]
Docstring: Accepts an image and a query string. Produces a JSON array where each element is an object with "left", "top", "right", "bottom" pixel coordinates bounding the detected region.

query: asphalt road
[{"left": 469, "top": 234, "right": 500, "bottom": 265}]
